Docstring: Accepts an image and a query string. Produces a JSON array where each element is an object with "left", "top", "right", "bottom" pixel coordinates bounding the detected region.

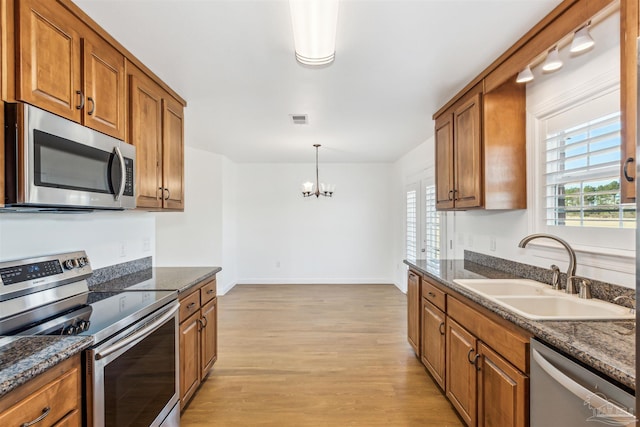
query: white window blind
[
  {"left": 406, "top": 189, "right": 417, "bottom": 260},
  {"left": 425, "top": 184, "right": 440, "bottom": 264},
  {"left": 544, "top": 100, "right": 635, "bottom": 229}
]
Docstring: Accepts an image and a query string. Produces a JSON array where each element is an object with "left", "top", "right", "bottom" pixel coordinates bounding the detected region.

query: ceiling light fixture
[
  {"left": 570, "top": 23, "right": 595, "bottom": 53},
  {"left": 289, "top": 0, "right": 339, "bottom": 66},
  {"left": 542, "top": 47, "right": 563, "bottom": 72},
  {"left": 516, "top": 65, "right": 534, "bottom": 83},
  {"left": 301, "top": 144, "right": 334, "bottom": 198}
]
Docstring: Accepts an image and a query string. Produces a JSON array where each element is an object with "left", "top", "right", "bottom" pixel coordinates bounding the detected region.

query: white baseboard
[{"left": 234, "top": 278, "right": 394, "bottom": 285}]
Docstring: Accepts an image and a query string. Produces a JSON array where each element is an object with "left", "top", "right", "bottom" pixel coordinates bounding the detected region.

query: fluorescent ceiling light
[{"left": 289, "top": 0, "right": 339, "bottom": 66}]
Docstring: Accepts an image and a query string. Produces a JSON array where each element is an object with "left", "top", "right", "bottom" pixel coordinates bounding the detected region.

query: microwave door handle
[
  {"left": 531, "top": 349, "right": 635, "bottom": 422},
  {"left": 113, "top": 146, "right": 126, "bottom": 201}
]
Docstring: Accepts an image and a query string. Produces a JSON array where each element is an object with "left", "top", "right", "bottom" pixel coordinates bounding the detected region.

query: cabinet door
[
  {"left": 421, "top": 299, "right": 446, "bottom": 390},
  {"left": 200, "top": 297, "right": 218, "bottom": 379},
  {"left": 446, "top": 318, "right": 477, "bottom": 427},
  {"left": 82, "top": 34, "right": 125, "bottom": 139},
  {"left": 129, "top": 71, "right": 163, "bottom": 209},
  {"left": 435, "top": 112, "right": 455, "bottom": 210},
  {"left": 478, "top": 343, "right": 528, "bottom": 427},
  {"left": 407, "top": 271, "right": 421, "bottom": 356},
  {"left": 162, "top": 97, "right": 185, "bottom": 210},
  {"left": 17, "top": 0, "right": 82, "bottom": 122},
  {"left": 454, "top": 91, "right": 483, "bottom": 209},
  {"left": 179, "top": 312, "right": 201, "bottom": 410}
]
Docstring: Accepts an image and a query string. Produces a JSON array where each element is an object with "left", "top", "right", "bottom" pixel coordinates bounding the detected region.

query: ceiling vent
[{"left": 290, "top": 114, "right": 308, "bottom": 125}]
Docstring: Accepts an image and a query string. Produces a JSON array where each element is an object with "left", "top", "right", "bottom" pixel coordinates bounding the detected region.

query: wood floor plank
[{"left": 180, "top": 284, "right": 463, "bottom": 427}]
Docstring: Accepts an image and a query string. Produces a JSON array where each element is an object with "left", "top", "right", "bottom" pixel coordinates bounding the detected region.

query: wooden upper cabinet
[
  {"left": 435, "top": 113, "right": 455, "bottom": 209},
  {"left": 82, "top": 33, "right": 126, "bottom": 139},
  {"left": 17, "top": 0, "right": 126, "bottom": 140},
  {"left": 162, "top": 97, "right": 185, "bottom": 210},
  {"left": 129, "top": 69, "right": 163, "bottom": 209},
  {"left": 435, "top": 79, "right": 525, "bottom": 211},
  {"left": 129, "top": 63, "right": 185, "bottom": 211},
  {"left": 453, "top": 89, "right": 483, "bottom": 209},
  {"left": 17, "top": 0, "right": 82, "bottom": 122},
  {"left": 620, "top": 0, "right": 638, "bottom": 202}
]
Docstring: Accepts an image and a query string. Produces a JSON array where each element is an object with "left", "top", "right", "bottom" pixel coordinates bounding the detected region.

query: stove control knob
[
  {"left": 63, "top": 325, "right": 77, "bottom": 335},
  {"left": 78, "top": 257, "right": 87, "bottom": 267},
  {"left": 77, "top": 320, "right": 90, "bottom": 332},
  {"left": 63, "top": 259, "right": 75, "bottom": 270}
]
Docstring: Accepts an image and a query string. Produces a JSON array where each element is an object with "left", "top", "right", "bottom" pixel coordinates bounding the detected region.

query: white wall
[
  {"left": 0, "top": 211, "right": 155, "bottom": 269},
  {"left": 234, "top": 162, "right": 394, "bottom": 284}
]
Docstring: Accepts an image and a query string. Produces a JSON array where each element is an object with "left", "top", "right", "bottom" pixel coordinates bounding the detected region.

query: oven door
[{"left": 86, "top": 302, "right": 179, "bottom": 427}]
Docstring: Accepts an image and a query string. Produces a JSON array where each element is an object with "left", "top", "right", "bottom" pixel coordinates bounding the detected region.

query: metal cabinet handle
[
  {"left": 187, "top": 302, "right": 196, "bottom": 310},
  {"left": 438, "top": 322, "right": 445, "bottom": 336},
  {"left": 428, "top": 291, "right": 436, "bottom": 298},
  {"left": 21, "top": 407, "right": 51, "bottom": 427},
  {"left": 467, "top": 348, "right": 475, "bottom": 364},
  {"left": 158, "top": 187, "right": 163, "bottom": 200},
  {"left": 448, "top": 190, "right": 454, "bottom": 201},
  {"left": 206, "top": 289, "right": 214, "bottom": 295},
  {"left": 201, "top": 316, "right": 208, "bottom": 328},
  {"left": 623, "top": 157, "right": 635, "bottom": 182},
  {"left": 87, "top": 96, "right": 95, "bottom": 115},
  {"left": 164, "top": 188, "right": 170, "bottom": 200},
  {"left": 76, "top": 90, "right": 85, "bottom": 110}
]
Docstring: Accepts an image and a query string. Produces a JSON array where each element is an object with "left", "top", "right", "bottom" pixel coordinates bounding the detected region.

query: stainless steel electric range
[{"left": 0, "top": 251, "right": 180, "bottom": 427}]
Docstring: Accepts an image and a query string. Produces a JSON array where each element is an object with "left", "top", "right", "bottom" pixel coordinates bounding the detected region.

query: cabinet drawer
[
  {"left": 200, "top": 278, "right": 217, "bottom": 304},
  {"left": 0, "top": 367, "right": 79, "bottom": 427},
  {"left": 422, "top": 280, "right": 446, "bottom": 312},
  {"left": 179, "top": 290, "right": 200, "bottom": 323}
]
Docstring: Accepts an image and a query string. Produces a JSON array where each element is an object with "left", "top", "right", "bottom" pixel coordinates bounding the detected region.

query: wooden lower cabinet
[
  {"left": 446, "top": 318, "right": 478, "bottom": 427},
  {"left": 179, "top": 277, "right": 218, "bottom": 410},
  {"left": 407, "top": 270, "right": 421, "bottom": 356},
  {"left": 478, "top": 343, "right": 528, "bottom": 427},
  {"left": 412, "top": 275, "right": 530, "bottom": 427},
  {"left": 421, "top": 299, "right": 446, "bottom": 390},
  {"left": 0, "top": 354, "right": 81, "bottom": 427}
]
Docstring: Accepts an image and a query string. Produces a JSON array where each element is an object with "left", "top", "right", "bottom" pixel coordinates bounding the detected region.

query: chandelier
[{"left": 301, "top": 144, "right": 335, "bottom": 198}]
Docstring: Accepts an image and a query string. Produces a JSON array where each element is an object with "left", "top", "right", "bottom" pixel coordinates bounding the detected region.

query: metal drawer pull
[
  {"left": 21, "top": 407, "right": 50, "bottom": 427},
  {"left": 438, "top": 322, "right": 445, "bottom": 336},
  {"left": 206, "top": 289, "right": 214, "bottom": 295},
  {"left": 428, "top": 291, "right": 436, "bottom": 298},
  {"left": 623, "top": 157, "right": 634, "bottom": 182},
  {"left": 187, "top": 302, "right": 196, "bottom": 310}
]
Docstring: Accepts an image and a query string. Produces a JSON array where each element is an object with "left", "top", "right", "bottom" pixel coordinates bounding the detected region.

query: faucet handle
[
  {"left": 550, "top": 264, "right": 561, "bottom": 290},
  {"left": 577, "top": 278, "right": 592, "bottom": 299},
  {"left": 566, "top": 275, "right": 578, "bottom": 294}
]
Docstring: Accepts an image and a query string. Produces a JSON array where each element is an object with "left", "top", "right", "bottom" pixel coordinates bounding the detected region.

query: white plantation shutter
[
  {"left": 406, "top": 189, "right": 417, "bottom": 260},
  {"left": 425, "top": 184, "right": 440, "bottom": 264}
]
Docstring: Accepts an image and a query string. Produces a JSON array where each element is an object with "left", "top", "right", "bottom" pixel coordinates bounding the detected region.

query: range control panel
[{"left": 0, "top": 251, "right": 92, "bottom": 297}]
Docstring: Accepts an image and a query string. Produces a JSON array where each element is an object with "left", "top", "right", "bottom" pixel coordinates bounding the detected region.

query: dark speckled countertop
[
  {"left": 0, "top": 265, "right": 221, "bottom": 399},
  {"left": 405, "top": 258, "right": 636, "bottom": 391}
]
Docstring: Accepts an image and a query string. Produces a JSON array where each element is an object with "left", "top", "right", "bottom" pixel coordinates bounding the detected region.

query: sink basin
[
  {"left": 452, "top": 279, "right": 634, "bottom": 320},
  {"left": 453, "top": 279, "right": 551, "bottom": 296}
]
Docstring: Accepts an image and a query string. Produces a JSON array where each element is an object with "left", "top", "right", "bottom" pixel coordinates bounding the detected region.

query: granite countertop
[
  {"left": 0, "top": 265, "right": 221, "bottom": 400},
  {"left": 405, "top": 258, "right": 636, "bottom": 391},
  {"left": 89, "top": 266, "right": 222, "bottom": 294},
  {"left": 0, "top": 336, "right": 93, "bottom": 398}
]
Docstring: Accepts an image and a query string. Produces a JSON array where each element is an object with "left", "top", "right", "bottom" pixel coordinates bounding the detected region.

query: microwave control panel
[{"left": 124, "top": 158, "right": 134, "bottom": 197}]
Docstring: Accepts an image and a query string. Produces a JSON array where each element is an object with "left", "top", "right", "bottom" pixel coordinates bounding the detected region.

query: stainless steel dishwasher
[{"left": 531, "top": 338, "right": 636, "bottom": 427}]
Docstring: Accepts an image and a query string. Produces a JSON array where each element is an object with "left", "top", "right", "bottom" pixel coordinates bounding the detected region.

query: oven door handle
[{"left": 95, "top": 304, "right": 178, "bottom": 360}]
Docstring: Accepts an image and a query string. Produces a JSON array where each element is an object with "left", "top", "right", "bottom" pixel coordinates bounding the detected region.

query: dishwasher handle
[{"left": 532, "top": 349, "right": 636, "bottom": 424}]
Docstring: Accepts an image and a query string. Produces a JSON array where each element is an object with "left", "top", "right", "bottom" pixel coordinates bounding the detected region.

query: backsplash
[
  {"left": 465, "top": 251, "right": 636, "bottom": 308},
  {"left": 87, "top": 256, "right": 152, "bottom": 288}
]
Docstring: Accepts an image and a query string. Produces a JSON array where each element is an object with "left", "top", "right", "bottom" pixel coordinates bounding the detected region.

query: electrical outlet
[{"left": 490, "top": 237, "right": 497, "bottom": 252}]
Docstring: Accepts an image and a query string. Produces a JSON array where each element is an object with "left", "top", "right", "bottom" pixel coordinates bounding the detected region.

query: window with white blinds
[
  {"left": 406, "top": 189, "right": 417, "bottom": 261},
  {"left": 425, "top": 184, "right": 440, "bottom": 264},
  {"left": 544, "top": 95, "right": 636, "bottom": 229}
]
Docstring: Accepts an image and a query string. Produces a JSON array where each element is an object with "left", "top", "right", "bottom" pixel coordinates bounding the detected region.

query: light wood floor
[{"left": 180, "top": 284, "right": 463, "bottom": 427}]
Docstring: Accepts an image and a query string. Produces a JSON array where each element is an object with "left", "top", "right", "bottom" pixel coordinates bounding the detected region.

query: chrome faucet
[{"left": 518, "top": 233, "right": 577, "bottom": 294}]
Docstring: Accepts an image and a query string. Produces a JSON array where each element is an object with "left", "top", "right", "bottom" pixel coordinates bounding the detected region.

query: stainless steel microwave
[{"left": 3, "top": 103, "right": 135, "bottom": 211}]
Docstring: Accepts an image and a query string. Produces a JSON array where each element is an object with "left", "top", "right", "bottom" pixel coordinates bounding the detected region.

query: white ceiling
[{"left": 74, "top": 0, "right": 561, "bottom": 163}]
